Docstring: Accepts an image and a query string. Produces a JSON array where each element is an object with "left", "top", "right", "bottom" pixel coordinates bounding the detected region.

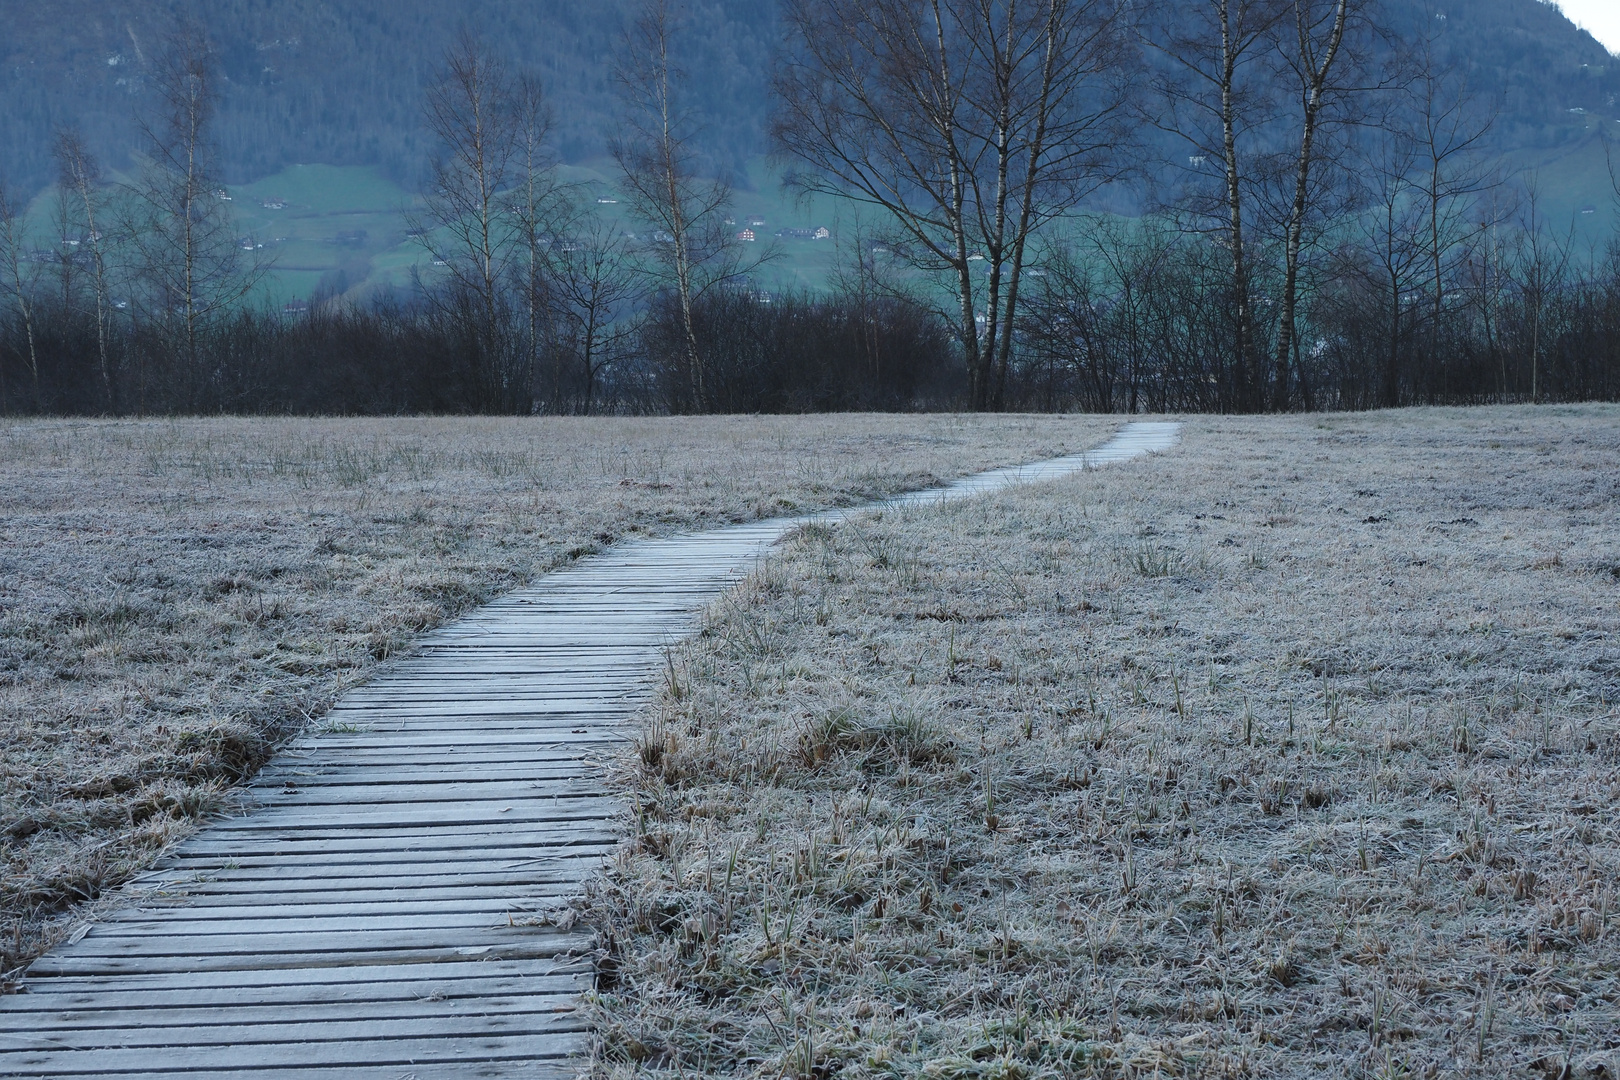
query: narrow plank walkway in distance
[{"left": 0, "top": 421, "right": 1181, "bottom": 1079}]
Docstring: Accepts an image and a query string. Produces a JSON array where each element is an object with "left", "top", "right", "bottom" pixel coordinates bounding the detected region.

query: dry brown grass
[
  {"left": 585, "top": 406, "right": 1620, "bottom": 1079},
  {"left": 0, "top": 412, "right": 1111, "bottom": 976}
]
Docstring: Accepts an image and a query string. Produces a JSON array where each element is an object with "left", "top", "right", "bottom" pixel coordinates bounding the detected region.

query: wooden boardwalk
[{"left": 0, "top": 422, "right": 1179, "bottom": 1078}]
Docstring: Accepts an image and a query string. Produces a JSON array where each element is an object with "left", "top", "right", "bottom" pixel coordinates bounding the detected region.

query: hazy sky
[{"left": 1556, "top": 0, "right": 1620, "bottom": 54}]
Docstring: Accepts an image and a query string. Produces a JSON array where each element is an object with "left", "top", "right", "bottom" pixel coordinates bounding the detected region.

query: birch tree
[
  {"left": 0, "top": 180, "right": 42, "bottom": 408},
  {"left": 56, "top": 130, "right": 119, "bottom": 410},
  {"left": 125, "top": 27, "right": 265, "bottom": 411},
  {"left": 415, "top": 33, "right": 525, "bottom": 411},
  {"left": 612, "top": 0, "right": 746, "bottom": 412},
  {"left": 505, "top": 73, "right": 566, "bottom": 411},
  {"left": 775, "top": 0, "right": 1135, "bottom": 410},
  {"left": 1269, "top": 0, "right": 1357, "bottom": 409},
  {"left": 1146, "top": 0, "right": 1286, "bottom": 411}
]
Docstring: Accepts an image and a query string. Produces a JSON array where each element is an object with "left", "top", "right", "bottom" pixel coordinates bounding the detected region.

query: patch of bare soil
[
  {"left": 0, "top": 412, "right": 1109, "bottom": 975},
  {"left": 587, "top": 406, "right": 1619, "bottom": 1079}
]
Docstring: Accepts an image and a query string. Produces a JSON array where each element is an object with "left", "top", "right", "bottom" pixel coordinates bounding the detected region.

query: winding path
[{"left": 0, "top": 421, "right": 1180, "bottom": 1079}]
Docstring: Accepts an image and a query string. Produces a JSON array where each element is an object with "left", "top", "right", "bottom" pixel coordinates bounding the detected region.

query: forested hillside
[
  {"left": 0, "top": 0, "right": 1615, "bottom": 194},
  {"left": 0, "top": 0, "right": 777, "bottom": 191}
]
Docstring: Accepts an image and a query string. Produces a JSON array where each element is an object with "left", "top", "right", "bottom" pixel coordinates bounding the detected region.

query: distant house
[
  {"left": 736, "top": 229, "right": 756, "bottom": 242},
  {"left": 596, "top": 196, "right": 619, "bottom": 204},
  {"left": 214, "top": 188, "right": 232, "bottom": 201},
  {"left": 283, "top": 300, "right": 309, "bottom": 316},
  {"left": 262, "top": 199, "right": 287, "bottom": 210},
  {"left": 813, "top": 226, "right": 830, "bottom": 240},
  {"left": 746, "top": 215, "right": 766, "bottom": 227},
  {"left": 775, "top": 226, "right": 831, "bottom": 241}
]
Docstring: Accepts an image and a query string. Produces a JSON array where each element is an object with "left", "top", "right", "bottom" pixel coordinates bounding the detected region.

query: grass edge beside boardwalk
[{"left": 583, "top": 406, "right": 1620, "bottom": 1080}]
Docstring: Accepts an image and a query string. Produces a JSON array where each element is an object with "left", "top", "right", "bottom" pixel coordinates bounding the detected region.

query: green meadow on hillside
[
  {"left": 223, "top": 159, "right": 850, "bottom": 306},
  {"left": 15, "top": 135, "right": 1619, "bottom": 312}
]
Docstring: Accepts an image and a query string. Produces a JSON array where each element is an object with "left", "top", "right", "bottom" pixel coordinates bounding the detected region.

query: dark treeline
[
  {"left": 0, "top": 287, "right": 954, "bottom": 415},
  {"left": 3, "top": 0, "right": 1620, "bottom": 416},
  {"left": 1015, "top": 215, "right": 1620, "bottom": 412}
]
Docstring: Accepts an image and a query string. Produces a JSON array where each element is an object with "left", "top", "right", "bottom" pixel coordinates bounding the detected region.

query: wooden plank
[
  {"left": 254, "top": 763, "right": 604, "bottom": 785},
  {"left": 0, "top": 1032, "right": 586, "bottom": 1074},
  {"left": 23, "top": 940, "right": 586, "bottom": 977},
  {"left": 87, "top": 910, "right": 570, "bottom": 938},
  {"left": 164, "top": 824, "right": 617, "bottom": 856},
  {"left": 196, "top": 798, "right": 620, "bottom": 831},
  {"left": 127, "top": 866, "right": 607, "bottom": 888},
  {"left": 3, "top": 994, "right": 579, "bottom": 1033},
  {"left": 150, "top": 854, "right": 614, "bottom": 877},
  {"left": 262, "top": 747, "right": 622, "bottom": 767},
  {"left": 0, "top": 1064, "right": 577, "bottom": 1080},
  {"left": 286, "top": 730, "right": 629, "bottom": 749},
  {"left": 50, "top": 925, "right": 588, "bottom": 959},
  {"left": 248, "top": 778, "right": 608, "bottom": 806},
  {"left": 101, "top": 897, "right": 571, "bottom": 922},
  {"left": 157, "top": 840, "right": 615, "bottom": 865},
  {"left": 160, "top": 836, "right": 615, "bottom": 861},
  {"left": 122, "top": 885, "right": 584, "bottom": 908},
  {"left": 5, "top": 1009, "right": 585, "bottom": 1051},
  {"left": 16, "top": 959, "right": 588, "bottom": 995},
  {"left": 1, "top": 982, "right": 589, "bottom": 1023}
]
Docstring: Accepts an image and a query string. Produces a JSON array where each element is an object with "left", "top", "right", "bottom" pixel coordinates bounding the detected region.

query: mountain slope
[
  {"left": 0, "top": 0, "right": 1614, "bottom": 199},
  {"left": 0, "top": 0, "right": 777, "bottom": 191}
]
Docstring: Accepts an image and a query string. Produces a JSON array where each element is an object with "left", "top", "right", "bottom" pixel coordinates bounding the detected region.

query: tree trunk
[{"left": 1273, "top": 0, "right": 1349, "bottom": 413}]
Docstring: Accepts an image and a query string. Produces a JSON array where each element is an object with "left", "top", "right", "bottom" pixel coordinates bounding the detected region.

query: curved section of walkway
[{"left": 0, "top": 421, "right": 1180, "bottom": 1079}]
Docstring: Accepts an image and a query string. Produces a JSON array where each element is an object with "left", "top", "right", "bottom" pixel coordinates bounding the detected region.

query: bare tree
[
  {"left": 0, "top": 180, "right": 42, "bottom": 406},
  {"left": 1512, "top": 180, "right": 1571, "bottom": 404},
  {"left": 125, "top": 26, "right": 266, "bottom": 411},
  {"left": 1145, "top": 0, "right": 1286, "bottom": 410},
  {"left": 415, "top": 32, "right": 524, "bottom": 409},
  {"left": 1466, "top": 184, "right": 1518, "bottom": 400},
  {"left": 56, "top": 130, "right": 119, "bottom": 410},
  {"left": 776, "top": 0, "right": 1135, "bottom": 410},
  {"left": 612, "top": 0, "right": 751, "bottom": 412},
  {"left": 1345, "top": 129, "right": 1427, "bottom": 406},
  {"left": 1268, "top": 0, "right": 1357, "bottom": 409},
  {"left": 1401, "top": 15, "right": 1495, "bottom": 388},
  {"left": 506, "top": 74, "right": 564, "bottom": 410},
  {"left": 540, "top": 209, "right": 640, "bottom": 413}
]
